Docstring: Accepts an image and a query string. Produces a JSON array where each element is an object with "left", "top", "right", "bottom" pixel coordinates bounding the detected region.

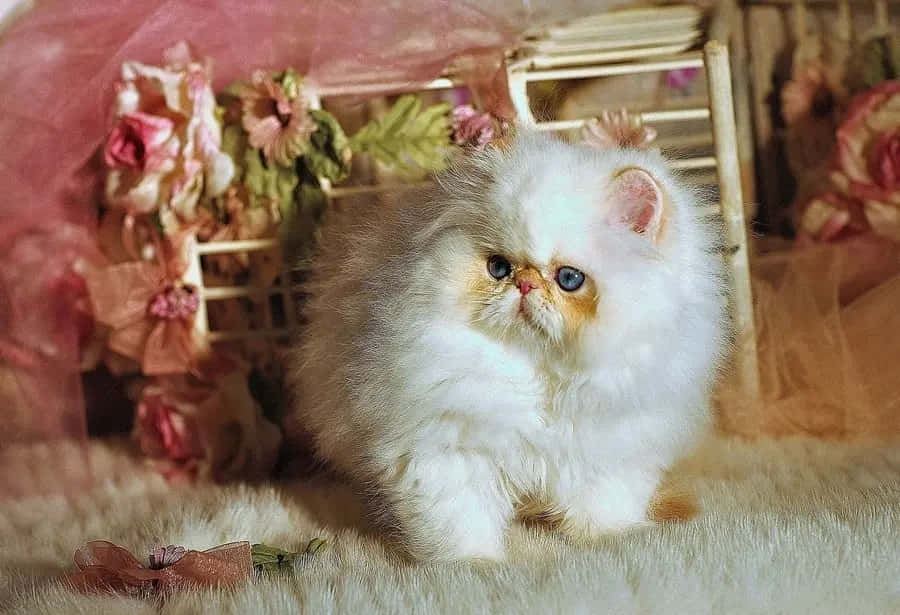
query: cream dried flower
[{"left": 581, "top": 110, "right": 657, "bottom": 150}]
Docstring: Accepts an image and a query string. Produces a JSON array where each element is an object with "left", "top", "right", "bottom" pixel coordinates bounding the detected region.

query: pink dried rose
[
  {"left": 136, "top": 385, "right": 203, "bottom": 481},
  {"left": 133, "top": 363, "right": 282, "bottom": 483},
  {"left": 451, "top": 105, "right": 495, "bottom": 149},
  {"left": 104, "top": 112, "right": 176, "bottom": 172},
  {"left": 829, "top": 80, "right": 900, "bottom": 241},
  {"left": 105, "top": 42, "right": 235, "bottom": 231},
  {"left": 241, "top": 69, "right": 317, "bottom": 166},
  {"left": 581, "top": 109, "right": 657, "bottom": 150}
]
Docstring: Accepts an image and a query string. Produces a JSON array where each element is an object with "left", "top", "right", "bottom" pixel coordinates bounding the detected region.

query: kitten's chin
[{"left": 514, "top": 297, "right": 555, "bottom": 341}]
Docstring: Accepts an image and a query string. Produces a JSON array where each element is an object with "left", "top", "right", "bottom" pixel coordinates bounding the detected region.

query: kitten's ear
[{"left": 606, "top": 167, "right": 666, "bottom": 242}]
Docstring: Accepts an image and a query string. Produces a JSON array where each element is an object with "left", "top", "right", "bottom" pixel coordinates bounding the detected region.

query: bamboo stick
[
  {"left": 727, "top": 1, "right": 759, "bottom": 218},
  {"left": 326, "top": 181, "right": 431, "bottom": 199},
  {"left": 670, "top": 156, "right": 717, "bottom": 170},
  {"left": 181, "top": 235, "right": 210, "bottom": 337},
  {"left": 203, "top": 285, "right": 301, "bottom": 301},
  {"left": 208, "top": 328, "right": 298, "bottom": 343},
  {"left": 704, "top": 41, "right": 760, "bottom": 400},
  {"left": 521, "top": 54, "right": 704, "bottom": 82},
  {"left": 535, "top": 108, "right": 711, "bottom": 132},
  {"left": 523, "top": 44, "right": 697, "bottom": 70},
  {"left": 746, "top": 5, "right": 787, "bottom": 226},
  {"left": 195, "top": 238, "right": 279, "bottom": 256},
  {"left": 875, "top": 0, "right": 890, "bottom": 30}
]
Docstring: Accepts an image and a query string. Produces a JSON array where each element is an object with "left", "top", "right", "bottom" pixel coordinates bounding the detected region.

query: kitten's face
[
  {"left": 467, "top": 252, "right": 598, "bottom": 345},
  {"left": 431, "top": 133, "right": 678, "bottom": 358}
]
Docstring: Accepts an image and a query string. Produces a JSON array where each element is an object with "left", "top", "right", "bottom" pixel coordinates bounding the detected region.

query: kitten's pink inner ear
[{"left": 607, "top": 168, "right": 665, "bottom": 242}]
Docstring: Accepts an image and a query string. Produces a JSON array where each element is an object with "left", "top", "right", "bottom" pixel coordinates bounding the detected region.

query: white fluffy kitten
[{"left": 286, "top": 131, "right": 729, "bottom": 561}]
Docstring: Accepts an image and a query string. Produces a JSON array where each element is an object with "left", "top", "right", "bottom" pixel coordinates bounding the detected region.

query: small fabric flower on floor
[
  {"left": 149, "top": 545, "right": 186, "bottom": 569},
  {"left": 581, "top": 109, "right": 657, "bottom": 150},
  {"left": 240, "top": 69, "right": 317, "bottom": 166},
  {"left": 451, "top": 105, "right": 495, "bottom": 149},
  {"left": 62, "top": 540, "right": 251, "bottom": 596}
]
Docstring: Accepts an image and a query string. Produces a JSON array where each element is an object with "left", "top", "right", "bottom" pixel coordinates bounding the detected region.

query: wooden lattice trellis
[{"left": 183, "top": 9, "right": 760, "bottom": 399}]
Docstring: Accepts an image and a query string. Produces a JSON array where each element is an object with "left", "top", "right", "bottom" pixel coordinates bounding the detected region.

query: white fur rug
[{"left": 2, "top": 435, "right": 899, "bottom": 614}]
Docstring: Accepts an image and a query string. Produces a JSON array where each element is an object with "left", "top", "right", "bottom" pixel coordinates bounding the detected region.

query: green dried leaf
[
  {"left": 244, "top": 148, "right": 299, "bottom": 215},
  {"left": 348, "top": 94, "right": 452, "bottom": 174},
  {"left": 251, "top": 538, "right": 328, "bottom": 574},
  {"left": 279, "top": 68, "right": 303, "bottom": 100},
  {"left": 251, "top": 544, "right": 299, "bottom": 573},
  {"left": 304, "top": 537, "right": 328, "bottom": 555},
  {"left": 305, "top": 109, "right": 352, "bottom": 183}
]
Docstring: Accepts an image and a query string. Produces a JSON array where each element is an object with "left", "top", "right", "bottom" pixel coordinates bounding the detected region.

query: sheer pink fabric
[
  {"left": 718, "top": 237, "right": 900, "bottom": 438},
  {"left": 0, "top": 0, "right": 616, "bottom": 499}
]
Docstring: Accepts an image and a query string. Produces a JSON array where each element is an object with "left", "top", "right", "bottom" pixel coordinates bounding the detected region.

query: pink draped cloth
[{"left": 0, "top": 0, "right": 613, "bottom": 499}]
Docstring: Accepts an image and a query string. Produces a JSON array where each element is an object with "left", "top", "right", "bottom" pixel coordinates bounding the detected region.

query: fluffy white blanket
[{"left": 2, "top": 436, "right": 899, "bottom": 614}]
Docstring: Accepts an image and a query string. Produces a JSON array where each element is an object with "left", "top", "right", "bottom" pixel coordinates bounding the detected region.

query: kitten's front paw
[
  {"left": 404, "top": 528, "right": 506, "bottom": 563},
  {"left": 385, "top": 452, "right": 512, "bottom": 562},
  {"left": 558, "top": 507, "right": 651, "bottom": 543},
  {"left": 553, "top": 473, "right": 660, "bottom": 542}
]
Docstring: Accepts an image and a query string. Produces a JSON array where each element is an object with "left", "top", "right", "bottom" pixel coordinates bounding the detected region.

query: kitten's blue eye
[
  {"left": 556, "top": 266, "right": 585, "bottom": 292},
  {"left": 487, "top": 255, "right": 512, "bottom": 280}
]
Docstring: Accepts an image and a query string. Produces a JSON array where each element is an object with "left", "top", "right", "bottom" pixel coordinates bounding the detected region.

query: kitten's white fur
[{"left": 287, "top": 132, "right": 729, "bottom": 561}]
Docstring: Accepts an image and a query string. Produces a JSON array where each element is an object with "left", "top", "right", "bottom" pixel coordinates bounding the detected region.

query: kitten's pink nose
[{"left": 514, "top": 268, "right": 542, "bottom": 296}]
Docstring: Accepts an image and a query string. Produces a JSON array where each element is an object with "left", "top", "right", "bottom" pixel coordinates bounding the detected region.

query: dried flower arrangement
[{"left": 75, "top": 42, "right": 501, "bottom": 482}]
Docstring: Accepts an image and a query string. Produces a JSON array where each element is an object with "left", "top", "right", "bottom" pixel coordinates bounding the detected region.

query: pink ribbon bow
[{"left": 63, "top": 540, "right": 252, "bottom": 595}]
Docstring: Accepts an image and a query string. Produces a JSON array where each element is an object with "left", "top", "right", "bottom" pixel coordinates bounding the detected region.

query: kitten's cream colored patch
[{"left": 647, "top": 487, "right": 699, "bottom": 522}]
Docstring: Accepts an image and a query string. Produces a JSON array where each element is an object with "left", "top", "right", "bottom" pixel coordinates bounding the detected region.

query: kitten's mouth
[{"left": 517, "top": 298, "right": 541, "bottom": 330}]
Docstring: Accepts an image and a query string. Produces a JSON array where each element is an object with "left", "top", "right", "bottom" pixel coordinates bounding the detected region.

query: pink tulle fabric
[
  {"left": 718, "top": 236, "right": 900, "bottom": 438},
  {"left": 63, "top": 540, "right": 252, "bottom": 595},
  {"left": 0, "top": 0, "right": 615, "bottom": 499}
]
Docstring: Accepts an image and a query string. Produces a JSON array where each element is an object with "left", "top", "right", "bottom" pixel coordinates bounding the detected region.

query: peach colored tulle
[{"left": 718, "top": 236, "right": 900, "bottom": 438}]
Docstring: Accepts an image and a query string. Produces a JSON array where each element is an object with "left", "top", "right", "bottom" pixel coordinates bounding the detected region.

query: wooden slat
[
  {"left": 704, "top": 41, "right": 760, "bottom": 399},
  {"left": 513, "top": 53, "right": 704, "bottom": 81}
]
